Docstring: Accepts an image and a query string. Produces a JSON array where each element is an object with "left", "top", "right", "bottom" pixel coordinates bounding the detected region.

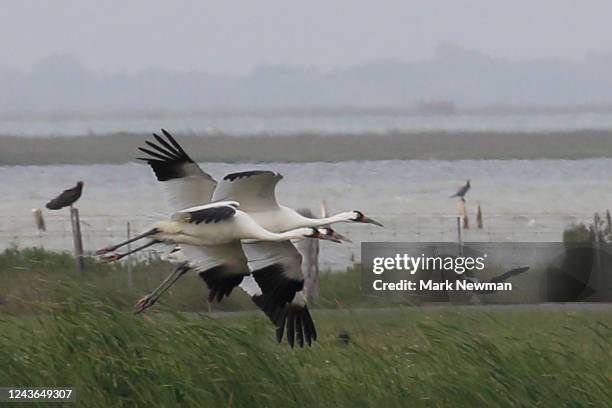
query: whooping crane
[
  {"left": 212, "top": 171, "right": 384, "bottom": 231},
  {"left": 138, "top": 129, "right": 383, "bottom": 231},
  {"left": 98, "top": 130, "right": 351, "bottom": 346},
  {"left": 97, "top": 201, "right": 339, "bottom": 259},
  {"left": 137, "top": 131, "right": 380, "bottom": 346}
]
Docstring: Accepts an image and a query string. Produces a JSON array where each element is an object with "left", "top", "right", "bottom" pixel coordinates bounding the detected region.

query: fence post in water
[
  {"left": 70, "top": 207, "right": 85, "bottom": 273},
  {"left": 593, "top": 213, "right": 603, "bottom": 297},
  {"left": 476, "top": 203, "right": 483, "bottom": 229},
  {"left": 127, "top": 221, "right": 133, "bottom": 290},
  {"left": 607, "top": 210, "right": 612, "bottom": 295},
  {"left": 456, "top": 216, "right": 463, "bottom": 256},
  {"left": 32, "top": 208, "right": 46, "bottom": 232},
  {"left": 457, "top": 198, "right": 469, "bottom": 229}
]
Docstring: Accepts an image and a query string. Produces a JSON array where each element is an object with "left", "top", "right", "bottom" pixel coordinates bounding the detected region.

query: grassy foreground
[
  {"left": 1, "top": 249, "right": 612, "bottom": 406},
  {"left": 0, "top": 247, "right": 365, "bottom": 315},
  {"left": 1, "top": 300, "right": 612, "bottom": 407}
]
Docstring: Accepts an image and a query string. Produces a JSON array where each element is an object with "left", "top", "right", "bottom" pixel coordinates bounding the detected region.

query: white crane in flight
[
  {"left": 131, "top": 130, "right": 383, "bottom": 346},
  {"left": 98, "top": 130, "right": 364, "bottom": 346}
]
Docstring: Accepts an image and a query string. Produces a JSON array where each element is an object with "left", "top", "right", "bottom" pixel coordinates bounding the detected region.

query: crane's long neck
[
  {"left": 243, "top": 217, "right": 311, "bottom": 242},
  {"left": 298, "top": 212, "right": 353, "bottom": 227},
  {"left": 249, "top": 226, "right": 309, "bottom": 242}
]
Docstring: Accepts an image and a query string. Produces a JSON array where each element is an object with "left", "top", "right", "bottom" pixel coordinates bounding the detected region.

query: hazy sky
[{"left": 3, "top": 0, "right": 612, "bottom": 74}]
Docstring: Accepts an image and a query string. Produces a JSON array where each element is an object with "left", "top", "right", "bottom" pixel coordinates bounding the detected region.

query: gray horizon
[
  {"left": 3, "top": 1, "right": 612, "bottom": 112},
  {"left": 3, "top": 0, "right": 612, "bottom": 75}
]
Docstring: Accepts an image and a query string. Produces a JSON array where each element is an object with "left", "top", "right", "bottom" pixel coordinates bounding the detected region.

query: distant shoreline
[{"left": 2, "top": 129, "right": 612, "bottom": 165}]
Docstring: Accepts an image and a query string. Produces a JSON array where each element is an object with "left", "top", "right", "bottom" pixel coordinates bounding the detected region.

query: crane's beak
[
  {"left": 314, "top": 230, "right": 340, "bottom": 243},
  {"left": 317, "top": 234, "right": 341, "bottom": 243},
  {"left": 326, "top": 230, "right": 352, "bottom": 243},
  {"left": 361, "top": 216, "right": 384, "bottom": 227}
]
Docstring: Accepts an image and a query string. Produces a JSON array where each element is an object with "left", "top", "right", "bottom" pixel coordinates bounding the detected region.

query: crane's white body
[{"left": 151, "top": 202, "right": 318, "bottom": 247}]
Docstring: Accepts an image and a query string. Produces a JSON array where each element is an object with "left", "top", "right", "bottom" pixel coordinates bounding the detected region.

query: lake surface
[{"left": 2, "top": 159, "right": 610, "bottom": 270}]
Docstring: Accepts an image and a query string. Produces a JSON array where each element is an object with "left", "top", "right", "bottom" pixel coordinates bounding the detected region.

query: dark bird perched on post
[
  {"left": 451, "top": 180, "right": 471, "bottom": 198},
  {"left": 46, "top": 181, "right": 84, "bottom": 210}
]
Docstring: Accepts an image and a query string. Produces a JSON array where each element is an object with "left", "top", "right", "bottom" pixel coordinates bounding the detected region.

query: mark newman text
[{"left": 372, "top": 279, "right": 512, "bottom": 292}]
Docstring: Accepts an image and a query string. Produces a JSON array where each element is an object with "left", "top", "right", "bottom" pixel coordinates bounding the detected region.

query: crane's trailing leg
[
  {"left": 100, "top": 240, "right": 160, "bottom": 263},
  {"left": 95, "top": 228, "right": 159, "bottom": 255},
  {"left": 134, "top": 263, "right": 191, "bottom": 314}
]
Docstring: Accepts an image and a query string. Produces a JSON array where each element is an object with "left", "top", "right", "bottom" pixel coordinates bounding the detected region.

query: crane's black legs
[
  {"left": 134, "top": 263, "right": 191, "bottom": 314},
  {"left": 95, "top": 228, "right": 159, "bottom": 255},
  {"left": 100, "top": 240, "right": 160, "bottom": 263}
]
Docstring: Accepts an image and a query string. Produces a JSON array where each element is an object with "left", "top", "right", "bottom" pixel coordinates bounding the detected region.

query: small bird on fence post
[
  {"left": 45, "top": 181, "right": 85, "bottom": 273},
  {"left": 451, "top": 180, "right": 471, "bottom": 199},
  {"left": 451, "top": 180, "right": 471, "bottom": 229}
]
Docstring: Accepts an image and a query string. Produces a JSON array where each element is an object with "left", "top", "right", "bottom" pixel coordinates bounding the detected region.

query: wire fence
[{"left": 0, "top": 211, "right": 598, "bottom": 271}]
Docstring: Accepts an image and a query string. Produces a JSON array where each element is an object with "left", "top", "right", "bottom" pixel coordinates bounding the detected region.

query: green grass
[
  {"left": 0, "top": 247, "right": 371, "bottom": 315},
  {"left": 1, "top": 299, "right": 611, "bottom": 407},
  {"left": 2, "top": 249, "right": 612, "bottom": 406}
]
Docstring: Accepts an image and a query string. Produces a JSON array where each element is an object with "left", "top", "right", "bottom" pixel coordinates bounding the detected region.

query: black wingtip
[
  {"left": 275, "top": 324, "right": 284, "bottom": 343},
  {"left": 295, "top": 313, "right": 304, "bottom": 348},
  {"left": 276, "top": 305, "right": 317, "bottom": 348},
  {"left": 286, "top": 313, "right": 295, "bottom": 348},
  {"left": 161, "top": 129, "right": 191, "bottom": 158}
]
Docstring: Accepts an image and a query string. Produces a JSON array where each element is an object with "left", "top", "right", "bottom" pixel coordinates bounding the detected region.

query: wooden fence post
[
  {"left": 296, "top": 208, "right": 320, "bottom": 303},
  {"left": 457, "top": 198, "right": 469, "bottom": 229},
  {"left": 593, "top": 213, "right": 603, "bottom": 297},
  {"left": 32, "top": 208, "right": 46, "bottom": 232},
  {"left": 456, "top": 216, "right": 463, "bottom": 256},
  {"left": 476, "top": 203, "right": 483, "bottom": 229},
  {"left": 127, "top": 221, "right": 134, "bottom": 290},
  {"left": 70, "top": 207, "right": 85, "bottom": 273}
]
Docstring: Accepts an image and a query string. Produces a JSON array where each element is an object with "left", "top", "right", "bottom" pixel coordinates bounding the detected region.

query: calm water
[
  {"left": 1, "top": 159, "right": 611, "bottom": 270},
  {"left": 6, "top": 111, "right": 612, "bottom": 136}
]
